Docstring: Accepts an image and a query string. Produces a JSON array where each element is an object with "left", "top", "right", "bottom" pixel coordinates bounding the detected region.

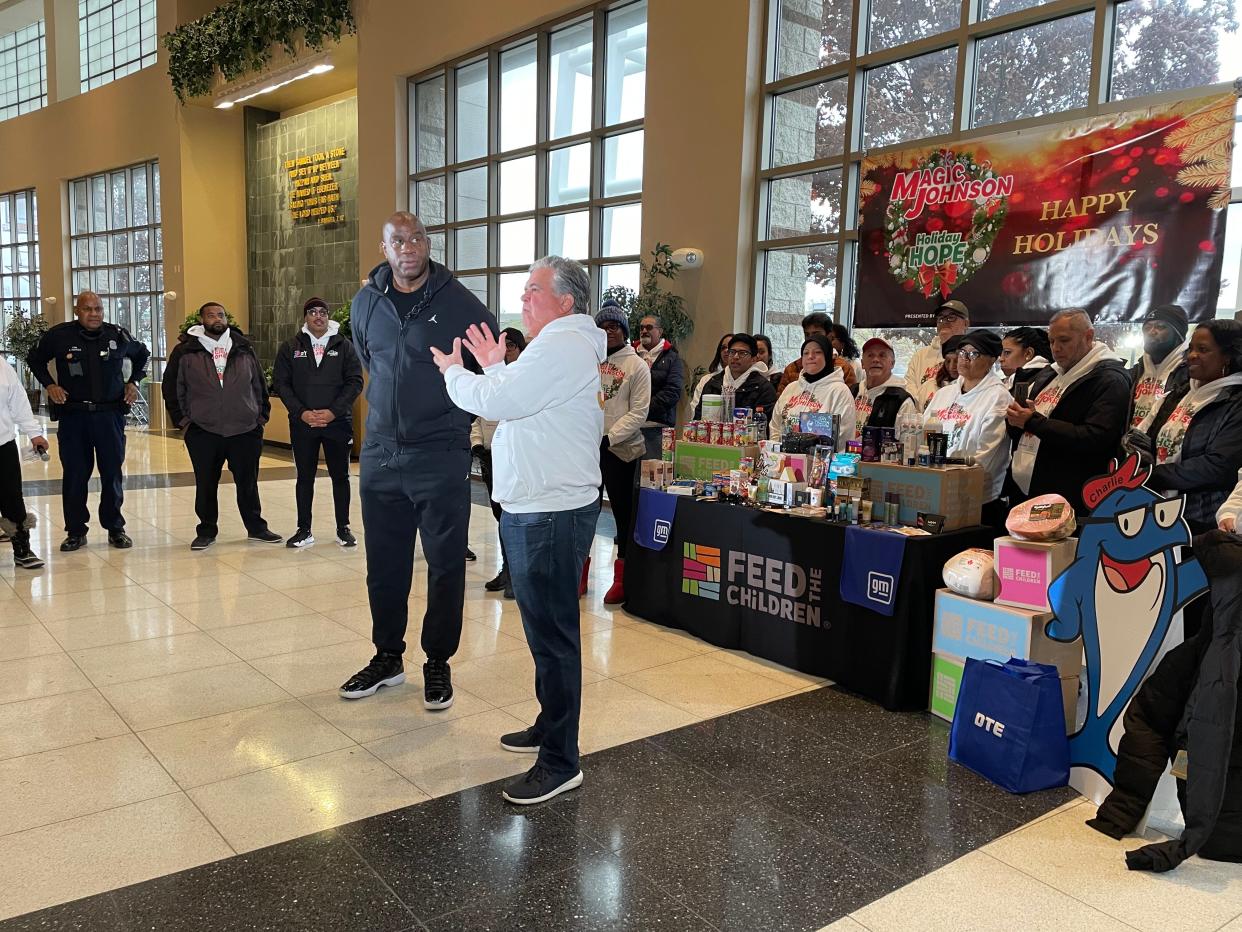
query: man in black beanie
[{"left": 1128, "top": 303, "right": 1190, "bottom": 427}]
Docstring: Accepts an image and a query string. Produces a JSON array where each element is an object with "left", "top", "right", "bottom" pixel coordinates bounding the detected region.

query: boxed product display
[
  {"left": 639, "top": 459, "right": 674, "bottom": 490},
  {"left": 994, "top": 536, "right": 1078, "bottom": 612},
  {"left": 674, "top": 441, "right": 760, "bottom": 481},
  {"left": 932, "top": 588, "right": 1081, "bottom": 672},
  {"left": 929, "top": 649, "right": 1079, "bottom": 733},
  {"left": 767, "top": 478, "right": 807, "bottom": 506},
  {"left": 857, "top": 462, "right": 984, "bottom": 529}
]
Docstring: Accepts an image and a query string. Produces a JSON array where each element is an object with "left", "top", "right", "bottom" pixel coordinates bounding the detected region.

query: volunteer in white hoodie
[
  {"left": 924, "top": 329, "right": 1013, "bottom": 530},
  {"left": 434, "top": 255, "right": 604, "bottom": 807},
  {"left": 693, "top": 333, "right": 779, "bottom": 429},
  {"left": 592, "top": 303, "right": 651, "bottom": 605},
  {"left": 1128, "top": 304, "right": 1191, "bottom": 427},
  {"left": 771, "top": 335, "right": 856, "bottom": 448},
  {"left": 905, "top": 299, "right": 969, "bottom": 407},
  {"left": 0, "top": 359, "right": 48, "bottom": 569},
  {"left": 854, "top": 337, "right": 917, "bottom": 438}
]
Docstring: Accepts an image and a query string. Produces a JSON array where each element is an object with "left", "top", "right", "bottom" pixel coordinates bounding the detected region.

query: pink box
[{"left": 994, "top": 536, "right": 1077, "bottom": 612}]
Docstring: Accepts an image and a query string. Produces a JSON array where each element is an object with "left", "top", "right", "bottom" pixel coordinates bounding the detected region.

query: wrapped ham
[
  {"left": 943, "top": 548, "right": 998, "bottom": 600},
  {"left": 1007, "top": 494, "right": 1077, "bottom": 541}
]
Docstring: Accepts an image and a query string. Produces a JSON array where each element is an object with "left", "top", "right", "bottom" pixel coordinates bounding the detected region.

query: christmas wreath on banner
[{"left": 883, "top": 150, "right": 1010, "bottom": 299}]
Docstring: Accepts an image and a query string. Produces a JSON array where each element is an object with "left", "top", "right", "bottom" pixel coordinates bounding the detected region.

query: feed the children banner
[{"left": 853, "top": 92, "right": 1235, "bottom": 328}]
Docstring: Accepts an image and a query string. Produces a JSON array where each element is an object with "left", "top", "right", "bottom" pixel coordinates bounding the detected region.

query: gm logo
[
  {"left": 867, "top": 571, "right": 895, "bottom": 605},
  {"left": 654, "top": 519, "right": 670, "bottom": 543}
]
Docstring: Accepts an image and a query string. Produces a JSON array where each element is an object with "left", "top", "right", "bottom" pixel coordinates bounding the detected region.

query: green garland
[
  {"left": 884, "top": 149, "right": 1009, "bottom": 299},
  {"left": 163, "top": 0, "right": 356, "bottom": 104}
]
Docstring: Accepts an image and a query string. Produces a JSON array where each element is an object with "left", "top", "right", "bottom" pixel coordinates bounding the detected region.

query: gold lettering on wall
[{"left": 286, "top": 147, "right": 348, "bottom": 225}]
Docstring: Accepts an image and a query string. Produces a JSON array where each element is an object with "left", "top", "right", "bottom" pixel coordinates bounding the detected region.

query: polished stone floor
[{"left": 2, "top": 427, "right": 1241, "bottom": 930}]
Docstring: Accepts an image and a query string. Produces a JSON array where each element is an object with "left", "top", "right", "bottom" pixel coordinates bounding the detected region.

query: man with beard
[
  {"left": 339, "top": 212, "right": 498, "bottom": 709},
  {"left": 163, "top": 302, "right": 282, "bottom": 550},
  {"left": 1128, "top": 304, "right": 1191, "bottom": 427},
  {"left": 27, "top": 290, "right": 149, "bottom": 551}
]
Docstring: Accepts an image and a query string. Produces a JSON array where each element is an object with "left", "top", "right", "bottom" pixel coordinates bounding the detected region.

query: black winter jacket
[
  {"left": 1006, "top": 358, "right": 1131, "bottom": 516},
  {"left": 272, "top": 329, "right": 364, "bottom": 442},
  {"left": 350, "top": 260, "right": 497, "bottom": 448},
  {"left": 640, "top": 341, "right": 684, "bottom": 427},
  {"left": 163, "top": 327, "right": 269, "bottom": 438},
  {"left": 1091, "top": 531, "right": 1242, "bottom": 871},
  {"left": 1146, "top": 384, "right": 1242, "bottom": 533},
  {"left": 693, "top": 369, "right": 779, "bottom": 427}
]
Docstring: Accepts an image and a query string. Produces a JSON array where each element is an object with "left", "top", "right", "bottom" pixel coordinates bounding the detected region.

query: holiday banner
[{"left": 854, "top": 93, "right": 1235, "bottom": 328}]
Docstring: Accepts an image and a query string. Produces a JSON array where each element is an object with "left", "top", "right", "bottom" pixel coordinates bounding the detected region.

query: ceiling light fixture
[{"left": 213, "top": 53, "right": 334, "bottom": 109}]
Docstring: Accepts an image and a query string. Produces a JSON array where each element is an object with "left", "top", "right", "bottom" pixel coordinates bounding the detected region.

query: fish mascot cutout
[{"left": 1045, "top": 455, "right": 1207, "bottom": 801}]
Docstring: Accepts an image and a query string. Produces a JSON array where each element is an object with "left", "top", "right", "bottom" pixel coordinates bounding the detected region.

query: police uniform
[{"left": 27, "top": 320, "right": 149, "bottom": 542}]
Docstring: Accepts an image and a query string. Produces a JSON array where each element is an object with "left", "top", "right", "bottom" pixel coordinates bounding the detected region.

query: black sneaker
[
  {"left": 287, "top": 528, "right": 315, "bottom": 549},
  {"left": 500, "top": 727, "right": 540, "bottom": 754},
  {"left": 484, "top": 567, "right": 509, "bottom": 592},
  {"left": 12, "top": 532, "right": 43, "bottom": 569},
  {"left": 423, "top": 658, "right": 454, "bottom": 710},
  {"left": 502, "top": 764, "right": 583, "bottom": 805},
  {"left": 60, "top": 534, "right": 86, "bottom": 552},
  {"left": 465, "top": 547, "right": 477, "bottom": 562},
  {"left": 336, "top": 526, "right": 357, "bottom": 548},
  {"left": 190, "top": 535, "right": 215, "bottom": 551},
  {"left": 107, "top": 530, "right": 133, "bottom": 549},
  {"left": 340, "top": 651, "right": 405, "bottom": 699},
  {"left": 248, "top": 529, "right": 284, "bottom": 544}
]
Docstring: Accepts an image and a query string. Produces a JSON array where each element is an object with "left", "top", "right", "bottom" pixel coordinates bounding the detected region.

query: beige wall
[{"left": 354, "top": 0, "right": 764, "bottom": 381}]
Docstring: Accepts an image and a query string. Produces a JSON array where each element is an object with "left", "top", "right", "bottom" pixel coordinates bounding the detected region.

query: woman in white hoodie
[
  {"left": 770, "top": 335, "right": 856, "bottom": 448},
  {"left": 923, "top": 329, "right": 1013, "bottom": 531},
  {"left": 593, "top": 302, "right": 651, "bottom": 605}
]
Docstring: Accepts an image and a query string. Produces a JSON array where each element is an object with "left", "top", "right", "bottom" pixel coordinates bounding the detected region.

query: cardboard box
[
  {"left": 640, "top": 459, "right": 674, "bottom": 489},
  {"left": 932, "top": 588, "right": 1081, "bottom": 675},
  {"left": 994, "top": 536, "right": 1077, "bottom": 613},
  {"left": 857, "top": 462, "right": 984, "bottom": 529},
  {"left": 675, "top": 442, "right": 759, "bottom": 481},
  {"left": 929, "top": 650, "right": 1079, "bottom": 733},
  {"left": 767, "top": 479, "right": 806, "bottom": 506}
]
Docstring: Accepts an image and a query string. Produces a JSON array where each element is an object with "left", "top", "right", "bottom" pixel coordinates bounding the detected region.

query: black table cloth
[{"left": 623, "top": 496, "right": 993, "bottom": 711}]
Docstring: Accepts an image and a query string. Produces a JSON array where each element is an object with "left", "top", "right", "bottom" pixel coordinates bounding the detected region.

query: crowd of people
[{"left": 3, "top": 209, "right": 1241, "bottom": 807}]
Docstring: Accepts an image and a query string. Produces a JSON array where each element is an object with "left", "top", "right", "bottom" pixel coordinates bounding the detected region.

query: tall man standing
[
  {"left": 340, "top": 212, "right": 498, "bottom": 708},
  {"left": 27, "top": 290, "right": 149, "bottom": 551},
  {"left": 163, "top": 302, "right": 283, "bottom": 550},
  {"left": 433, "top": 255, "right": 604, "bottom": 805},
  {"left": 905, "top": 300, "right": 969, "bottom": 406},
  {"left": 272, "top": 297, "right": 364, "bottom": 548},
  {"left": 635, "top": 313, "right": 683, "bottom": 461}
]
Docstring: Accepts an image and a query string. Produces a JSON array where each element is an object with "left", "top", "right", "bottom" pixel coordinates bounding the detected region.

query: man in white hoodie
[
  {"left": 433, "top": 255, "right": 604, "bottom": 806},
  {"left": 0, "top": 359, "right": 49, "bottom": 568},
  {"left": 593, "top": 302, "right": 650, "bottom": 605},
  {"left": 1128, "top": 304, "right": 1191, "bottom": 427},
  {"left": 854, "top": 337, "right": 917, "bottom": 438},
  {"left": 905, "top": 299, "right": 969, "bottom": 407}
]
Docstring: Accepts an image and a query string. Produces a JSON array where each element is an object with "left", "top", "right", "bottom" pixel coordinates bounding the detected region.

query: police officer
[{"left": 27, "top": 290, "right": 149, "bottom": 551}]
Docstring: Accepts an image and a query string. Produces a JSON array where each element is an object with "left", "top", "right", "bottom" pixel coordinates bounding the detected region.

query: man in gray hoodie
[{"left": 162, "top": 302, "right": 282, "bottom": 551}]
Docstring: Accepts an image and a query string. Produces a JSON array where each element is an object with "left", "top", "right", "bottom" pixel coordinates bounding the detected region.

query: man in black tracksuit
[
  {"left": 340, "top": 212, "right": 498, "bottom": 709},
  {"left": 272, "top": 296, "right": 364, "bottom": 549},
  {"left": 162, "top": 302, "right": 283, "bottom": 550}
]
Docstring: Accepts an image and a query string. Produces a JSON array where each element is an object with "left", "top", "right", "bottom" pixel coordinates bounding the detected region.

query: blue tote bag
[{"left": 948, "top": 657, "right": 1070, "bottom": 794}]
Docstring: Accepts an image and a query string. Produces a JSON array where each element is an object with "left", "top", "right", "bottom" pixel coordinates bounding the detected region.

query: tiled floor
[
  {"left": 0, "top": 426, "right": 824, "bottom": 922},
  {"left": 3, "top": 427, "right": 1241, "bottom": 930}
]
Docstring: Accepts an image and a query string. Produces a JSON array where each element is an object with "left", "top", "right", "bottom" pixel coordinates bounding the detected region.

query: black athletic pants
[
  {"left": 600, "top": 446, "right": 637, "bottom": 559},
  {"left": 184, "top": 424, "right": 268, "bottom": 539},
  {"left": 291, "top": 424, "right": 351, "bottom": 532}
]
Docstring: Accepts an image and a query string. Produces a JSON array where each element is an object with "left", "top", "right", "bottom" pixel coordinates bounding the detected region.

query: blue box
[{"left": 933, "top": 589, "right": 1080, "bottom": 674}]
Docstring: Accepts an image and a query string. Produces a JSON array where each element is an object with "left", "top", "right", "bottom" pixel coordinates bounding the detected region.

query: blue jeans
[{"left": 501, "top": 501, "right": 600, "bottom": 777}]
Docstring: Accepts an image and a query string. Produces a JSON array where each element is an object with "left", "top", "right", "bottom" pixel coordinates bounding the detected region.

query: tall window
[
  {"left": 756, "top": 0, "right": 1242, "bottom": 372},
  {"left": 408, "top": 0, "right": 647, "bottom": 329},
  {"left": 69, "top": 161, "right": 164, "bottom": 377},
  {"left": 0, "top": 20, "right": 47, "bottom": 121},
  {"left": 79, "top": 0, "right": 158, "bottom": 91},
  {"left": 0, "top": 188, "right": 40, "bottom": 344}
]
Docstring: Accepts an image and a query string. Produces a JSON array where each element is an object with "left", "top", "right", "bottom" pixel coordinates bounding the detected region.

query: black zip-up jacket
[
  {"left": 272, "top": 328, "right": 364, "bottom": 441},
  {"left": 639, "top": 341, "right": 684, "bottom": 427},
  {"left": 162, "top": 327, "right": 270, "bottom": 438},
  {"left": 1145, "top": 383, "right": 1242, "bottom": 532},
  {"left": 27, "top": 320, "right": 149, "bottom": 413},
  {"left": 693, "top": 369, "right": 779, "bottom": 427},
  {"left": 1005, "top": 358, "right": 1131, "bottom": 515},
  {"left": 350, "top": 259, "right": 497, "bottom": 448}
]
